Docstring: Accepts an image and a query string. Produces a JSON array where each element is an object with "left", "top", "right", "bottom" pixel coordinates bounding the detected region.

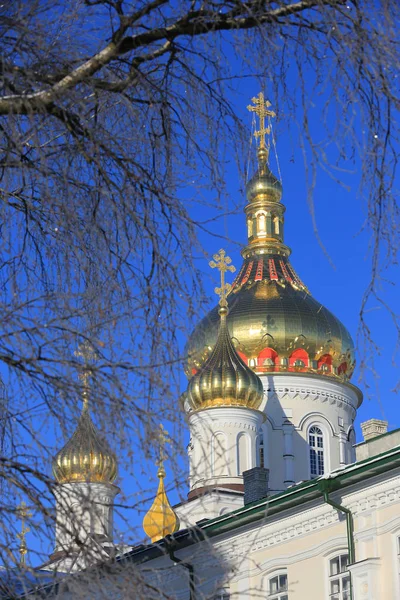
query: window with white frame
[
  {"left": 329, "top": 554, "right": 350, "bottom": 600},
  {"left": 268, "top": 572, "right": 288, "bottom": 599},
  {"left": 212, "top": 588, "right": 230, "bottom": 600},
  {"left": 309, "top": 425, "right": 324, "bottom": 477}
]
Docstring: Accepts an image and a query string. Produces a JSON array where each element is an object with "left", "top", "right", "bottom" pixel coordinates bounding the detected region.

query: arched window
[
  {"left": 328, "top": 554, "right": 350, "bottom": 600},
  {"left": 348, "top": 429, "right": 356, "bottom": 463},
  {"left": 318, "top": 354, "right": 332, "bottom": 370},
  {"left": 267, "top": 572, "right": 288, "bottom": 599},
  {"left": 257, "top": 431, "right": 265, "bottom": 468},
  {"left": 212, "top": 433, "right": 228, "bottom": 477},
  {"left": 258, "top": 347, "right": 278, "bottom": 369},
  {"left": 309, "top": 426, "right": 324, "bottom": 477},
  {"left": 237, "top": 433, "right": 249, "bottom": 475},
  {"left": 258, "top": 212, "right": 266, "bottom": 234},
  {"left": 289, "top": 348, "right": 309, "bottom": 369},
  {"left": 273, "top": 215, "right": 280, "bottom": 235},
  {"left": 247, "top": 219, "right": 253, "bottom": 238}
]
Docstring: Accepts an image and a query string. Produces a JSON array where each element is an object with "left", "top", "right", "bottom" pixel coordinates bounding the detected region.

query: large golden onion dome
[{"left": 185, "top": 94, "right": 355, "bottom": 381}]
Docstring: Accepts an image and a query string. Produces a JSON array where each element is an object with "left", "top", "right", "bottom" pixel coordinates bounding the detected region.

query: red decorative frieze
[
  {"left": 268, "top": 259, "right": 278, "bottom": 280},
  {"left": 241, "top": 261, "right": 254, "bottom": 285},
  {"left": 255, "top": 259, "right": 264, "bottom": 281}
]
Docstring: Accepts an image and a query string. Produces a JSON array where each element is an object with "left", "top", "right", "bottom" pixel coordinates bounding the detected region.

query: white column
[
  {"left": 188, "top": 407, "right": 264, "bottom": 494},
  {"left": 54, "top": 482, "right": 119, "bottom": 553},
  {"left": 282, "top": 419, "right": 295, "bottom": 488}
]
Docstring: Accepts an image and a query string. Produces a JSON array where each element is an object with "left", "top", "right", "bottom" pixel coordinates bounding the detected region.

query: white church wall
[
  {"left": 260, "top": 374, "right": 361, "bottom": 491},
  {"left": 187, "top": 407, "right": 264, "bottom": 493},
  {"left": 53, "top": 482, "right": 119, "bottom": 554}
]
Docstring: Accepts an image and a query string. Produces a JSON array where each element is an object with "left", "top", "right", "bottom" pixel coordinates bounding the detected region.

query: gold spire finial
[
  {"left": 209, "top": 249, "right": 236, "bottom": 308},
  {"left": 247, "top": 92, "right": 276, "bottom": 151},
  {"left": 74, "top": 340, "right": 98, "bottom": 410},
  {"left": 143, "top": 424, "right": 180, "bottom": 543},
  {"left": 156, "top": 423, "right": 169, "bottom": 476},
  {"left": 16, "top": 502, "right": 32, "bottom": 567}
]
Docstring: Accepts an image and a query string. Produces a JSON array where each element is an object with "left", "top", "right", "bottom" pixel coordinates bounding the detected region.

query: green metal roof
[{"left": 199, "top": 442, "right": 400, "bottom": 538}]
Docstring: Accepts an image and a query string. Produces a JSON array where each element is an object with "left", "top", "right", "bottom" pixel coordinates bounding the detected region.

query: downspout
[
  {"left": 166, "top": 536, "right": 195, "bottom": 600},
  {"left": 318, "top": 480, "right": 355, "bottom": 600}
]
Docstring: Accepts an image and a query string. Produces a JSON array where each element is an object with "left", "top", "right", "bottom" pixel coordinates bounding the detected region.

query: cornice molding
[{"left": 263, "top": 381, "right": 357, "bottom": 418}]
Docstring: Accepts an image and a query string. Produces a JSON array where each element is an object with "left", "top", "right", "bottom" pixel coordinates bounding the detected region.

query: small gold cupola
[
  {"left": 244, "top": 93, "right": 288, "bottom": 259},
  {"left": 185, "top": 250, "right": 264, "bottom": 412},
  {"left": 143, "top": 425, "right": 180, "bottom": 543},
  {"left": 52, "top": 341, "right": 117, "bottom": 485}
]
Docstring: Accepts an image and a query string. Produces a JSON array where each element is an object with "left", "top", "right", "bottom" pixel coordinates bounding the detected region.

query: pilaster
[{"left": 348, "top": 558, "right": 381, "bottom": 600}]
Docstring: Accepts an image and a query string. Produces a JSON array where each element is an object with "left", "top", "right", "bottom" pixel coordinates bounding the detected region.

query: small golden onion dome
[
  {"left": 186, "top": 305, "right": 264, "bottom": 412},
  {"left": 143, "top": 465, "right": 180, "bottom": 543},
  {"left": 52, "top": 405, "right": 117, "bottom": 485},
  {"left": 246, "top": 148, "right": 283, "bottom": 204}
]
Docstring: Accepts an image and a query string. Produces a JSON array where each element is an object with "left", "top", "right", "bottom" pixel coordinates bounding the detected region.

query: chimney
[
  {"left": 243, "top": 467, "right": 269, "bottom": 505},
  {"left": 360, "top": 419, "right": 388, "bottom": 442}
]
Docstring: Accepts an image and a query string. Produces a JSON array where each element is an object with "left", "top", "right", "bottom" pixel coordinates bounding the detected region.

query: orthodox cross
[
  {"left": 247, "top": 92, "right": 276, "bottom": 150},
  {"left": 74, "top": 339, "right": 98, "bottom": 409},
  {"left": 209, "top": 249, "right": 236, "bottom": 307},
  {"left": 17, "top": 502, "right": 32, "bottom": 567},
  {"left": 156, "top": 423, "right": 170, "bottom": 477}
]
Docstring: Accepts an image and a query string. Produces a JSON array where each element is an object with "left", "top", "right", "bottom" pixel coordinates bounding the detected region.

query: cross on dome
[
  {"left": 247, "top": 92, "right": 276, "bottom": 151},
  {"left": 209, "top": 249, "right": 236, "bottom": 308},
  {"left": 156, "top": 423, "right": 170, "bottom": 476},
  {"left": 74, "top": 340, "right": 99, "bottom": 409},
  {"left": 17, "top": 501, "right": 32, "bottom": 567}
]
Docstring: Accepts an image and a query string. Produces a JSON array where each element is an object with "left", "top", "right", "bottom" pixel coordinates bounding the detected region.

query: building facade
[{"left": 27, "top": 94, "right": 400, "bottom": 600}]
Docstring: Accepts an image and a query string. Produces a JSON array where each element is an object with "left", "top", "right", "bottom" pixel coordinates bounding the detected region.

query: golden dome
[
  {"left": 186, "top": 304, "right": 264, "bottom": 412},
  {"left": 143, "top": 425, "right": 180, "bottom": 543},
  {"left": 53, "top": 404, "right": 117, "bottom": 485},
  {"left": 143, "top": 464, "right": 180, "bottom": 543},
  {"left": 246, "top": 147, "right": 282, "bottom": 204},
  {"left": 185, "top": 95, "right": 355, "bottom": 381}
]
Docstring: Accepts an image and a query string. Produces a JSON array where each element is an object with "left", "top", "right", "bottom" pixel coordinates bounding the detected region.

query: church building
[{"left": 18, "top": 94, "right": 400, "bottom": 600}]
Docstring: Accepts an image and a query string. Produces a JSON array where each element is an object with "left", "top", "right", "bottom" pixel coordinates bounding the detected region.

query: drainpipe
[
  {"left": 318, "top": 480, "right": 355, "bottom": 600},
  {"left": 165, "top": 536, "right": 195, "bottom": 600}
]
